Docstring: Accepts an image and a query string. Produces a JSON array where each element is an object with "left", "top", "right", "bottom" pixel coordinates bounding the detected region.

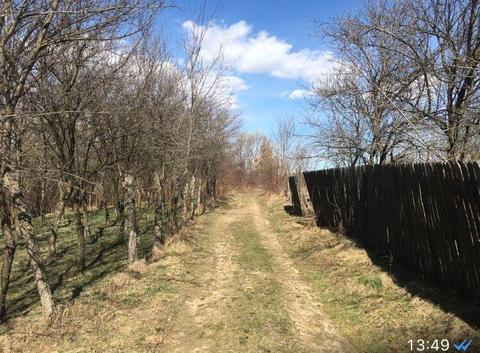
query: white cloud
[
  {"left": 182, "top": 20, "right": 338, "bottom": 83},
  {"left": 217, "top": 75, "right": 249, "bottom": 109},
  {"left": 184, "top": 72, "right": 248, "bottom": 110},
  {"left": 220, "top": 75, "right": 249, "bottom": 93},
  {"left": 287, "top": 89, "right": 313, "bottom": 100}
]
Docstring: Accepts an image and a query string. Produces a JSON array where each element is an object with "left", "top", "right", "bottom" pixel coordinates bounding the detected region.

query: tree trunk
[
  {"left": 49, "top": 183, "right": 66, "bottom": 257},
  {"left": 213, "top": 174, "right": 217, "bottom": 201},
  {"left": 197, "top": 175, "right": 207, "bottom": 215},
  {"left": 82, "top": 202, "right": 92, "bottom": 241},
  {"left": 0, "top": 212, "right": 16, "bottom": 321},
  {"left": 171, "top": 179, "right": 180, "bottom": 230},
  {"left": 446, "top": 132, "right": 459, "bottom": 161},
  {"left": 209, "top": 172, "right": 217, "bottom": 205},
  {"left": 116, "top": 199, "right": 125, "bottom": 243},
  {"left": 189, "top": 175, "right": 196, "bottom": 220},
  {"left": 103, "top": 201, "right": 110, "bottom": 226},
  {"left": 40, "top": 180, "right": 46, "bottom": 227},
  {"left": 74, "top": 203, "right": 86, "bottom": 272},
  {"left": 123, "top": 173, "right": 138, "bottom": 265},
  {"left": 3, "top": 168, "right": 55, "bottom": 320},
  {"left": 196, "top": 178, "right": 203, "bottom": 216},
  {"left": 182, "top": 180, "right": 189, "bottom": 225},
  {"left": 153, "top": 172, "right": 166, "bottom": 253},
  {"left": 201, "top": 189, "right": 206, "bottom": 214}
]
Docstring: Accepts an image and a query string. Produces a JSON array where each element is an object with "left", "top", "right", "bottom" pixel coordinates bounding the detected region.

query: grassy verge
[
  {"left": 261, "top": 195, "right": 480, "bottom": 353},
  {"left": 1, "top": 204, "right": 217, "bottom": 352}
]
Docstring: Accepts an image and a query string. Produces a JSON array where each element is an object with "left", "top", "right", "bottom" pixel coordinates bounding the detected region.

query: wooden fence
[
  {"left": 288, "top": 176, "right": 303, "bottom": 216},
  {"left": 288, "top": 174, "right": 314, "bottom": 217},
  {"left": 302, "top": 162, "right": 480, "bottom": 299}
]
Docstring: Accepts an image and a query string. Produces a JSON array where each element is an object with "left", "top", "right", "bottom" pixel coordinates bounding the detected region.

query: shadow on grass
[
  {"left": 286, "top": 214, "right": 480, "bottom": 330},
  {"left": 283, "top": 205, "right": 303, "bottom": 216},
  {"left": 4, "top": 208, "right": 155, "bottom": 321},
  {"left": 3, "top": 199, "right": 229, "bottom": 323},
  {"left": 280, "top": 199, "right": 480, "bottom": 330},
  {"left": 362, "top": 246, "right": 480, "bottom": 329}
]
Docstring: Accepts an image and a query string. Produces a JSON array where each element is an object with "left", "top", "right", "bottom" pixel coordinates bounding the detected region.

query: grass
[
  {"left": 225, "top": 216, "right": 307, "bottom": 353},
  {"left": 359, "top": 274, "right": 383, "bottom": 289},
  {"left": 236, "top": 221, "right": 273, "bottom": 273},
  {"left": 261, "top": 194, "right": 480, "bottom": 353},
  {"left": 5, "top": 192, "right": 479, "bottom": 353},
  {"left": 2, "top": 202, "right": 208, "bottom": 352},
  {"left": 3, "top": 205, "right": 157, "bottom": 326}
]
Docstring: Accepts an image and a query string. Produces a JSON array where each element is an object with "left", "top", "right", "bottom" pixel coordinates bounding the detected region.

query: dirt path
[
  {"left": 162, "top": 210, "right": 240, "bottom": 352},
  {"left": 164, "top": 194, "right": 355, "bottom": 353},
  {"left": 2, "top": 193, "right": 355, "bottom": 353}
]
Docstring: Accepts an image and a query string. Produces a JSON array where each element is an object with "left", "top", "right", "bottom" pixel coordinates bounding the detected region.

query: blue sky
[{"left": 159, "top": 0, "right": 359, "bottom": 136}]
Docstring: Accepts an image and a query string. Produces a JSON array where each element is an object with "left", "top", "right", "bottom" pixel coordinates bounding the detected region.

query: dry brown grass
[
  {"left": 0, "top": 220, "right": 200, "bottom": 353},
  {"left": 264, "top": 194, "right": 480, "bottom": 353},
  {"left": 4, "top": 193, "right": 479, "bottom": 353}
]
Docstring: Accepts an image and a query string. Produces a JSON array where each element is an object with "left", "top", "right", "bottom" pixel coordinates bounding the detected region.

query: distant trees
[
  {"left": 274, "top": 116, "right": 296, "bottom": 193},
  {"left": 229, "top": 128, "right": 299, "bottom": 192},
  {"left": 254, "top": 138, "right": 282, "bottom": 191},
  {"left": 0, "top": 1, "right": 238, "bottom": 322},
  {"left": 230, "top": 132, "right": 262, "bottom": 187},
  {"left": 307, "top": 0, "right": 480, "bottom": 166}
]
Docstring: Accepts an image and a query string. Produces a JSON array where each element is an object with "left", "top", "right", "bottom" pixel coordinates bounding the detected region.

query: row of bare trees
[
  {"left": 306, "top": 0, "right": 480, "bottom": 166},
  {"left": 0, "top": 1, "right": 238, "bottom": 322}
]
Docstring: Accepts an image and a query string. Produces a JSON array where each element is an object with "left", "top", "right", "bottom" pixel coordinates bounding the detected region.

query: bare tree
[
  {"left": 309, "top": 0, "right": 480, "bottom": 164},
  {"left": 0, "top": 0, "right": 159, "bottom": 321},
  {"left": 308, "top": 5, "right": 423, "bottom": 166},
  {"left": 398, "top": 0, "right": 480, "bottom": 161},
  {"left": 0, "top": 1, "right": 240, "bottom": 323},
  {"left": 274, "top": 115, "right": 296, "bottom": 194}
]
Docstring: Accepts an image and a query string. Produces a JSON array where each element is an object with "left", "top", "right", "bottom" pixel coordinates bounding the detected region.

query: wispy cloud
[{"left": 218, "top": 75, "right": 249, "bottom": 109}]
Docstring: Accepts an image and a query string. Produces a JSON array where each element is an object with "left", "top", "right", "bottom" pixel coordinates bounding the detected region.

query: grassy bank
[{"left": 262, "top": 195, "right": 480, "bottom": 353}]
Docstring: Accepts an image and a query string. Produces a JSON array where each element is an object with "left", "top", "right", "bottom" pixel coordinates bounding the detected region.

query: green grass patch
[
  {"left": 5, "top": 206, "right": 156, "bottom": 319},
  {"left": 359, "top": 274, "right": 383, "bottom": 289},
  {"left": 235, "top": 223, "right": 273, "bottom": 273}
]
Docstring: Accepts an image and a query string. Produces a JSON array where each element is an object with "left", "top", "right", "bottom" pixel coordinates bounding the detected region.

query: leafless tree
[
  {"left": 0, "top": 0, "right": 160, "bottom": 321},
  {"left": 274, "top": 115, "right": 297, "bottom": 194},
  {"left": 308, "top": 5, "right": 423, "bottom": 166},
  {"left": 307, "top": 0, "right": 480, "bottom": 165}
]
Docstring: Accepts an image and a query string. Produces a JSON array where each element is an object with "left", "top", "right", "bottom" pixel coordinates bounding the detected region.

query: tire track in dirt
[
  {"left": 162, "top": 208, "right": 240, "bottom": 353},
  {"left": 250, "top": 197, "right": 356, "bottom": 353}
]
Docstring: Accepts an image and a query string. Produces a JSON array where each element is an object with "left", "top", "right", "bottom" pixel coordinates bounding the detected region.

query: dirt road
[
  {"left": 162, "top": 193, "right": 355, "bottom": 353},
  {"left": 3, "top": 193, "right": 355, "bottom": 353}
]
